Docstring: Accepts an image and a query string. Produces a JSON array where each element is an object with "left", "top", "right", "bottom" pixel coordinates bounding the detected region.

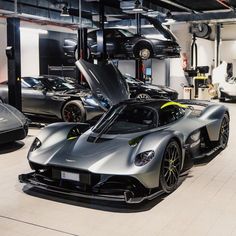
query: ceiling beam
[
  {"left": 215, "top": 0, "right": 235, "bottom": 11},
  {"left": 157, "top": 0, "right": 198, "bottom": 13},
  {"left": 173, "top": 10, "right": 236, "bottom": 22}
]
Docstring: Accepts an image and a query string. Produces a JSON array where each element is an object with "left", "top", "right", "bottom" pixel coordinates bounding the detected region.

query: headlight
[
  {"left": 190, "top": 131, "right": 200, "bottom": 142},
  {"left": 30, "top": 138, "right": 41, "bottom": 152},
  {"left": 187, "top": 130, "right": 201, "bottom": 149},
  {"left": 135, "top": 150, "right": 155, "bottom": 166}
]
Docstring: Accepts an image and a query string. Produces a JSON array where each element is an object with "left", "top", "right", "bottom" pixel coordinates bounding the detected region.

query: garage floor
[{"left": 1, "top": 102, "right": 236, "bottom": 236}]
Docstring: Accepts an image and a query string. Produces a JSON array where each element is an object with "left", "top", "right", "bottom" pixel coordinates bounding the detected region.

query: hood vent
[{"left": 87, "top": 135, "right": 112, "bottom": 143}]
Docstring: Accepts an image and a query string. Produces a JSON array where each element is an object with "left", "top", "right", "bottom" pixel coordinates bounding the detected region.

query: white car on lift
[{"left": 212, "top": 61, "right": 236, "bottom": 101}]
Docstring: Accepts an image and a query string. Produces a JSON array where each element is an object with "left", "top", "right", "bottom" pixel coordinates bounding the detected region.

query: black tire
[
  {"left": 134, "top": 43, "right": 153, "bottom": 60},
  {"left": 62, "top": 100, "right": 86, "bottom": 123},
  {"left": 160, "top": 140, "right": 181, "bottom": 193},
  {"left": 218, "top": 113, "right": 230, "bottom": 149}
]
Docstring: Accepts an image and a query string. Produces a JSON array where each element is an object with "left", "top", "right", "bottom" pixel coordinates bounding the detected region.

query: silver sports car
[{"left": 19, "top": 60, "right": 230, "bottom": 203}]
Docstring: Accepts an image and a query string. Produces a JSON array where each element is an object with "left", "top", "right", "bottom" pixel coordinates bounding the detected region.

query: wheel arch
[{"left": 133, "top": 40, "right": 154, "bottom": 56}]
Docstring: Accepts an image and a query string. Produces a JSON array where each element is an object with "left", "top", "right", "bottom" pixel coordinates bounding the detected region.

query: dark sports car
[
  {"left": 19, "top": 60, "right": 229, "bottom": 203},
  {"left": 63, "top": 27, "right": 180, "bottom": 60},
  {"left": 0, "top": 75, "right": 106, "bottom": 123},
  {"left": 124, "top": 74, "right": 178, "bottom": 100},
  {"left": 0, "top": 103, "right": 28, "bottom": 144}
]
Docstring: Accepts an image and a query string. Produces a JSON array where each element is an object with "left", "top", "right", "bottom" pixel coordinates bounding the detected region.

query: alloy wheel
[
  {"left": 139, "top": 48, "right": 151, "bottom": 60},
  {"left": 63, "top": 104, "right": 82, "bottom": 122},
  {"left": 220, "top": 114, "right": 229, "bottom": 149},
  {"left": 160, "top": 141, "right": 181, "bottom": 193}
]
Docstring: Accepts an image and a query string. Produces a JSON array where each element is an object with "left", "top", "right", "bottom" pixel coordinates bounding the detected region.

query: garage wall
[
  {"left": 221, "top": 24, "right": 236, "bottom": 40},
  {"left": 169, "top": 23, "right": 192, "bottom": 98},
  {"left": 0, "top": 19, "right": 7, "bottom": 83},
  {"left": 20, "top": 21, "right": 77, "bottom": 77},
  {"left": 151, "top": 59, "right": 166, "bottom": 86},
  {"left": 221, "top": 41, "right": 236, "bottom": 63},
  {"left": 118, "top": 60, "right": 135, "bottom": 77},
  {"left": 20, "top": 29, "right": 40, "bottom": 77},
  {"left": 197, "top": 38, "right": 214, "bottom": 74}
]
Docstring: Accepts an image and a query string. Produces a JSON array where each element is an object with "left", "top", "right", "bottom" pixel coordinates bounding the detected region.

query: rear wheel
[
  {"left": 218, "top": 113, "right": 230, "bottom": 149},
  {"left": 160, "top": 140, "right": 181, "bottom": 193},
  {"left": 62, "top": 100, "right": 85, "bottom": 123}
]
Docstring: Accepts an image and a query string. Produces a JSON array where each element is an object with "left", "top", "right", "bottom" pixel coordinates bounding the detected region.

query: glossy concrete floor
[{"left": 1, "top": 102, "right": 236, "bottom": 236}]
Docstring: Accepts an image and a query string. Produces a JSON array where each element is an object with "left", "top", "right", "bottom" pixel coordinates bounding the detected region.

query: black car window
[
  {"left": 93, "top": 105, "right": 157, "bottom": 134},
  {"left": 105, "top": 29, "right": 114, "bottom": 38},
  {"left": 88, "top": 30, "right": 96, "bottom": 40},
  {"left": 158, "top": 105, "right": 185, "bottom": 126},
  {"left": 22, "top": 77, "right": 43, "bottom": 89},
  {"left": 119, "top": 29, "right": 135, "bottom": 37},
  {"left": 45, "top": 77, "right": 76, "bottom": 91}
]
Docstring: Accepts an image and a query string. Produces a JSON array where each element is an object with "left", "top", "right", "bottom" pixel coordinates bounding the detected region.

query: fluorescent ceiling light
[
  {"left": 20, "top": 27, "right": 48, "bottom": 34},
  {"left": 163, "top": 19, "right": 176, "bottom": 25}
]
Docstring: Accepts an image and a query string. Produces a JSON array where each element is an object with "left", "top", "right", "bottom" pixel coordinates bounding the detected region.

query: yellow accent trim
[
  {"left": 67, "top": 136, "right": 77, "bottom": 141},
  {"left": 161, "top": 101, "right": 188, "bottom": 109}
]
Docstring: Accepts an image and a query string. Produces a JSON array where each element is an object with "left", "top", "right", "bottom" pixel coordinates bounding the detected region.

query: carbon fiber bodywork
[{"left": 19, "top": 99, "right": 229, "bottom": 203}]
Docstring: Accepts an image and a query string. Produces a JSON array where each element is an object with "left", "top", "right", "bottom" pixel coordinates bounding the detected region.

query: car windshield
[
  {"left": 93, "top": 104, "right": 157, "bottom": 134},
  {"left": 118, "top": 29, "right": 135, "bottom": 37},
  {"left": 22, "top": 77, "right": 43, "bottom": 88}
]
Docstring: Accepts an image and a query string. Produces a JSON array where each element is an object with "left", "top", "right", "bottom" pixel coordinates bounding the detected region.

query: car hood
[
  {"left": 76, "top": 59, "right": 129, "bottom": 106},
  {"left": 45, "top": 133, "right": 133, "bottom": 174},
  {"left": 0, "top": 103, "right": 26, "bottom": 132}
]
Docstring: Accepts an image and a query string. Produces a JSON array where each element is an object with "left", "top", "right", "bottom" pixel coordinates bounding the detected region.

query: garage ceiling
[{"left": 0, "top": 0, "right": 236, "bottom": 28}]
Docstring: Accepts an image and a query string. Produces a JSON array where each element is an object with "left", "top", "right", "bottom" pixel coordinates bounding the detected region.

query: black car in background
[
  {"left": 0, "top": 76, "right": 105, "bottom": 123},
  {"left": 124, "top": 74, "right": 178, "bottom": 100},
  {"left": 63, "top": 27, "right": 180, "bottom": 60}
]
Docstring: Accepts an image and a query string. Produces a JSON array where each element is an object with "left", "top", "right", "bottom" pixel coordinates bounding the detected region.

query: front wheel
[
  {"left": 218, "top": 113, "right": 230, "bottom": 149},
  {"left": 134, "top": 44, "right": 153, "bottom": 60},
  {"left": 62, "top": 100, "right": 86, "bottom": 123},
  {"left": 160, "top": 140, "right": 181, "bottom": 193}
]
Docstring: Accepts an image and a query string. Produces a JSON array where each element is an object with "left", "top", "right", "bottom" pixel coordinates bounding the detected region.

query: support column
[
  {"left": 135, "top": 13, "right": 143, "bottom": 81},
  {"left": 190, "top": 34, "right": 197, "bottom": 69},
  {"left": 97, "top": 0, "right": 106, "bottom": 61},
  {"left": 215, "top": 23, "right": 221, "bottom": 68},
  {"left": 76, "top": 28, "right": 88, "bottom": 83},
  {"left": 165, "top": 59, "right": 170, "bottom": 87},
  {"left": 6, "top": 17, "right": 22, "bottom": 111},
  {"left": 135, "top": 59, "right": 144, "bottom": 81}
]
